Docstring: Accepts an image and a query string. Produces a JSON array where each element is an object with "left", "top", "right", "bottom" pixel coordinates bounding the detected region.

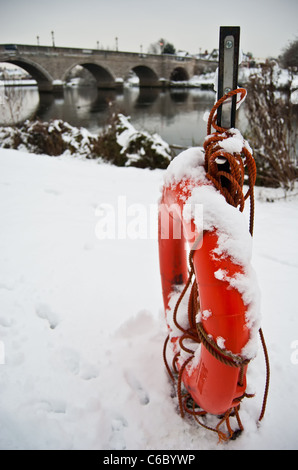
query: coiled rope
[
  {"left": 204, "top": 88, "right": 256, "bottom": 235},
  {"left": 163, "top": 88, "right": 270, "bottom": 442}
]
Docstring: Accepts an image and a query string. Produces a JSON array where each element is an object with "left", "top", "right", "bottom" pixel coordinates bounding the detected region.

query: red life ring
[{"left": 158, "top": 144, "right": 260, "bottom": 418}]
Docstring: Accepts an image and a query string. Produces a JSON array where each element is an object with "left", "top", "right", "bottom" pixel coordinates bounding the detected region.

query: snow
[
  {"left": 116, "top": 114, "right": 172, "bottom": 165},
  {"left": 0, "top": 80, "right": 37, "bottom": 86},
  {"left": 116, "top": 114, "right": 138, "bottom": 149},
  {"left": 291, "top": 89, "right": 298, "bottom": 105},
  {"left": 164, "top": 147, "right": 206, "bottom": 186},
  {"left": 216, "top": 336, "right": 226, "bottom": 349},
  {"left": 217, "top": 128, "right": 253, "bottom": 155},
  {"left": 1, "top": 148, "right": 298, "bottom": 450}
]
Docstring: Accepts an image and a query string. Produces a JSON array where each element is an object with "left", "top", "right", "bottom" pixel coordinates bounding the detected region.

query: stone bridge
[{"left": 0, "top": 44, "right": 217, "bottom": 92}]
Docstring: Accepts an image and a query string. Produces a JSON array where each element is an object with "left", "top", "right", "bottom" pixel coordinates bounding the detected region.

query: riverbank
[{"left": 0, "top": 114, "right": 173, "bottom": 169}]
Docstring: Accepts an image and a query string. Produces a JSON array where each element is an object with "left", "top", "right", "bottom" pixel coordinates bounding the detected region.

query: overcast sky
[{"left": 0, "top": 0, "right": 297, "bottom": 59}]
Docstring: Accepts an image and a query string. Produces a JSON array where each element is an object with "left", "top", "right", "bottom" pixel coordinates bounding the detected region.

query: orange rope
[{"left": 203, "top": 88, "right": 256, "bottom": 236}]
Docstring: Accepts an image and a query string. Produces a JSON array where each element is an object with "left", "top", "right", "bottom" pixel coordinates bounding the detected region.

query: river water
[{"left": 0, "top": 85, "right": 249, "bottom": 149}]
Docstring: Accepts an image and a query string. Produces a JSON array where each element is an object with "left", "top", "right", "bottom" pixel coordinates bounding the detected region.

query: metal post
[{"left": 217, "top": 26, "right": 240, "bottom": 129}]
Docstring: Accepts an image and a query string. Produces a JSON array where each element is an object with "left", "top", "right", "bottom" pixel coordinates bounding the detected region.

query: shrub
[
  {"left": 25, "top": 120, "right": 68, "bottom": 156},
  {"left": 114, "top": 114, "right": 173, "bottom": 169},
  {"left": 245, "top": 63, "right": 298, "bottom": 190},
  {"left": 0, "top": 114, "right": 173, "bottom": 169}
]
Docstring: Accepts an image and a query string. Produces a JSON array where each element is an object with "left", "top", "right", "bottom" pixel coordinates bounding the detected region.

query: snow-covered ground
[{"left": 0, "top": 148, "right": 298, "bottom": 450}]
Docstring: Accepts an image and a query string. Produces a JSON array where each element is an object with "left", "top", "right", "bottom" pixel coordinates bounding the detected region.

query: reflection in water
[
  {"left": 0, "top": 85, "right": 224, "bottom": 147},
  {"left": 170, "top": 90, "right": 189, "bottom": 103},
  {"left": 134, "top": 88, "right": 159, "bottom": 108}
]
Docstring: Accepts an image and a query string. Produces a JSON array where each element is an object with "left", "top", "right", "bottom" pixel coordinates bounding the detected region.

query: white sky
[{"left": 0, "top": 0, "right": 297, "bottom": 59}]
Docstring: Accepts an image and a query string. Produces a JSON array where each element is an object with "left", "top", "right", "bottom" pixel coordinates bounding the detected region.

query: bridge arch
[
  {"left": 64, "top": 62, "right": 116, "bottom": 89},
  {"left": 170, "top": 66, "right": 189, "bottom": 82},
  {"left": 130, "top": 65, "right": 159, "bottom": 87},
  {"left": 0, "top": 56, "right": 53, "bottom": 92}
]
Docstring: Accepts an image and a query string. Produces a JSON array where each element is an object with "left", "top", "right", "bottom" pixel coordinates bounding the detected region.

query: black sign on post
[{"left": 217, "top": 26, "right": 240, "bottom": 129}]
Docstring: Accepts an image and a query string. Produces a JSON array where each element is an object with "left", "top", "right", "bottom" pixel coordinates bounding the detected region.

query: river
[{"left": 0, "top": 85, "right": 249, "bottom": 149}]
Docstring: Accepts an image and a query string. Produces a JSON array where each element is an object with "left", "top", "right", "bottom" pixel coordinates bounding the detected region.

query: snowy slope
[{"left": 0, "top": 148, "right": 298, "bottom": 450}]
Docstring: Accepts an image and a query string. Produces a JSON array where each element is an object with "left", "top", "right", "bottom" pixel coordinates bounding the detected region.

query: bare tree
[
  {"left": 245, "top": 63, "right": 298, "bottom": 190},
  {"left": 2, "top": 70, "right": 26, "bottom": 125},
  {"left": 280, "top": 38, "right": 298, "bottom": 69},
  {"left": 147, "top": 38, "right": 176, "bottom": 55}
]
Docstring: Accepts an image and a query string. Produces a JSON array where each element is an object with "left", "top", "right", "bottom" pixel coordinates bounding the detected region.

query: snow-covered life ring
[{"left": 158, "top": 135, "right": 261, "bottom": 421}]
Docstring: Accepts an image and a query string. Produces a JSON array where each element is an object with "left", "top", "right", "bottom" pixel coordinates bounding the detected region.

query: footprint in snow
[
  {"left": 36, "top": 399, "right": 66, "bottom": 415},
  {"left": 44, "top": 188, "right": 61, "bottom": 196},
  {"left": 56, "top": 347, "right": 100, "bottom": 380},
  {"left": 124, "top": 370, "right": 150, "bottom": 406},
  {"left": 0, "top": 316, "right": 14, "bottom": 328},
  {"left": 109, "top": 415, "right": 128, "bottom": 450},
  {"left": 79, "top": 361, "right": 100, "bottom": 380},
  {"left": 35, "top": 303, "right": 59, "bottom": 330},
  {"left": 58, "top": 347, "right": 81, "bottom": 375}
]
